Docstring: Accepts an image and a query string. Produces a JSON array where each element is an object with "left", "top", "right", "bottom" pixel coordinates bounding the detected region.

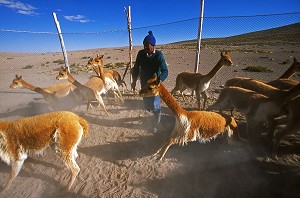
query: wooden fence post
[
  {"left": 52, "top": 12, "right": 70, "bottom": 72},
  {"left": 123, "top": 6, "right": 133, "bottom": 87},
  {"left": 194, "top": 0, "right": 205, "bottom": 73}
]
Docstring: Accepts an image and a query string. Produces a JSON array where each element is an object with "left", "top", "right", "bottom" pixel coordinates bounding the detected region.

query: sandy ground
[{"left": 0, "top": 46, "right": 300, "bottom": 198}]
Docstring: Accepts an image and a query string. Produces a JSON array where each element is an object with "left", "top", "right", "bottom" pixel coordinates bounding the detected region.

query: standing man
[{"left": 131, "top": 31, "right": 169, "bottom": 133}]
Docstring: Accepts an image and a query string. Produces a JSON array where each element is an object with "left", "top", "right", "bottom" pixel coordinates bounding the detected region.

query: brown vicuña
[
  {"left": 209, "top": 83, "right": 300, "bottom": 138},
  {"left": 10, "top": 75, "right": 61, "bottom": 108},
  {"left": 223, "top": 77, "right": 298, "bottom": 131},
  {"left": 223, "top": 76, "right": 299, "bottom": 133},
  {"left": 225, "top": 77, "right": 283, "bottom": 97},
  {"left": 90, "top": 55, "right": 124, "bottom": 103},
  {"left": 0, "top": 111, "right": 89, "bottom": 192},
  {"left": 86, "top": 57, "right": 127, "bottom": 92},
  {"left": 10, "top": 74, "right": 76, "bottom": 97},
  {"left": 207, "top": 86, "right": 269, "bottom": 137},
  {"left": 207, "top": 86, "right": 268, "bottom": 116},
  {"left": 272, "top": 95, "right": 300, "bottom": 156},
  {"left": 247, "top": 83, "right": 300, "bottom": 137},
  {"left": 171, "top": 52, "right": 233, "bottom": 110},
  {"left": 56, "top": 66, "right": 108, "bottom": 115},
  {"left": 10, "top": 74, "right": 82, "bottom": 110},
  {"left": 139, "top": 74, "right": 240, "bottom": 160}
]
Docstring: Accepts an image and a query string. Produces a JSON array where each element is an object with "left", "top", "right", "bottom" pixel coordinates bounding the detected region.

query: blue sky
[{"left": 0, "top": 0, "right": 299, "bottom": 52}]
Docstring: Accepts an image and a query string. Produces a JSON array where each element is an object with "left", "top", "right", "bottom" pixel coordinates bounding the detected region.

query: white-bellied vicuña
[
  {"left": 139, "top": 74, "right": 240, "bottom": 161},
  {"left": 171, "top": 52, "right": 233, "bottom": 110},
  {"left": 56, "top": 66, "right": 108, "bottom": 115},
  {"left": 225, "top": 58, "right": 300, "bottom": 90},
  {"left": 0, "top": 111, "right": 89, "bottom": 192},
  {"left": 272, "top": 95, "right": 300, "bottom": 156},
  {"left": 86, "top": 57, "right": 127, "bottom": 92},
  {"left": 91, "top": 55, "right": 124, "bottom": 103}
]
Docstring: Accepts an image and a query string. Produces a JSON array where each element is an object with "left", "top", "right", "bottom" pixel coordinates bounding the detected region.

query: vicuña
[
  {"left": 140, "top": 74, "right": 240, "bottom": 160},
  {"left": 86, "top": 57, "right": 127, "bottom": 92},
  {"left": 56, "top": 67, "right": 108, "bottom": 115},
  {"left": 89, "top": 54, "right": 124, "bottom": 103},
  {"left": 0, "top": 111, "right": 89, "bottom": 192},
  {"left": 225, "top": 57, "right": 300, "bottom": 90},
  {"left": 171, "top": 52, "right": 232, "bottom": 110}
]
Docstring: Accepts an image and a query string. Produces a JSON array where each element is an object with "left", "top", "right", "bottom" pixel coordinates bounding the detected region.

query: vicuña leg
[
  {"left": 62, "top": 151, "right": 80, "bottom": 191},
  {"left": 3, "top": 159, "right": 25, "bottom": 192},
  {"left": 158, "top": 138, "right": 175, "bottom": 161},
  {"left": 95, "top": 94, "right": 109, "bottom": 115},
  {"left": 154, "top": 137, "right": 171, "bottom": 156}
]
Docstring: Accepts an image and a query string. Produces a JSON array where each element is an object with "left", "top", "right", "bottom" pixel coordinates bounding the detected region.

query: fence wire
[{"left": 0, "top": 12, "right": 299, "bottom": 87}]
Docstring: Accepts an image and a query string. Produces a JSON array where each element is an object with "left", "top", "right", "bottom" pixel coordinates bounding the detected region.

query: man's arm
[{"left": 158, "top": 52, "right": 168, "bottom": 82}]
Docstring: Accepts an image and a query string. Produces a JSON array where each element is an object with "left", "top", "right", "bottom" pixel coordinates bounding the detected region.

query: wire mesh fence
[{"left": 0, "top": 12, "right": 299, "bottom": 89}]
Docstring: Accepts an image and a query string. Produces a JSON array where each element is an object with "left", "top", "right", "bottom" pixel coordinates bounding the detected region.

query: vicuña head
[
  {"left": 56, "top": 66, "right": 69, "bottom": 80},
  {"left": 9, "top": 74, "right": 23, "bottom": 89},
  {"left": 93, "top": 54, "right": 104, "bottom": 66},
  {"left": 139, "top": 75, "right": 160, "bottom": 97},
  {"left": 85, "top": 54, "right": 104, "bottom": 75},
  {"left": 86, "top": 57, "right": 101, "bottom": 77}
]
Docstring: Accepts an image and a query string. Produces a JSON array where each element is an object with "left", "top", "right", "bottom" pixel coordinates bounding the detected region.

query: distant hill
[{"left": 169, "top": 22, "right": 300, "bottom": 48}]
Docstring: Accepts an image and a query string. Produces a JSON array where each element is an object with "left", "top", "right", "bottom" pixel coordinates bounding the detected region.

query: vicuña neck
[
  {"left": 66, "top": 71, "right": 83, "bottom": 88},
  {"left": 159, "top": 83, "right": 186, "bottom": 117},
  {"left": 279, "top": 66, "right": 296, "bottom": 79},
  {"left": 98, "top": 64, "right": 105, "bottom": 78},
  {"left": 205, "top": 60, "right": 224, "bottom": 80},
  {"left": 92, "top": 66, "right": 101, "bottom": 76},
  {"left": 20, "top": 80, "right": 37, "bottom": 91},
  {"left": 20, "top": 79, "right": 53, "bottom": 99}
]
